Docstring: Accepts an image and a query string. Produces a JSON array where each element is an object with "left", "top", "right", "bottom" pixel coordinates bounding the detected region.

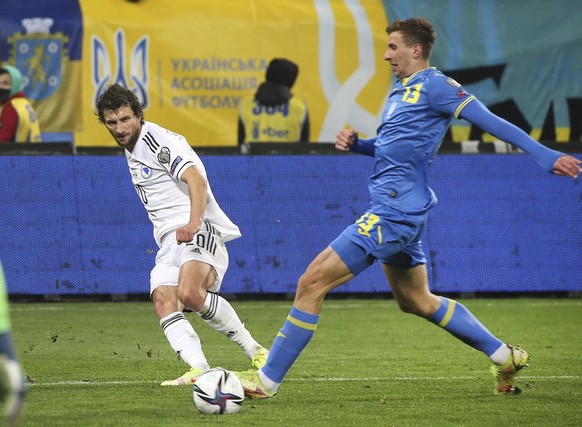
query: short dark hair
[
  {"left": 95, "top": 84, "right": 144, "bottom": 124},
  {"left": 386, "top": 17, "right": 436, "bottom": 59}
]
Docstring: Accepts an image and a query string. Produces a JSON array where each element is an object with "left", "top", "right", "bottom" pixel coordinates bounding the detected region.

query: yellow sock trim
[
  {"left": 287, "top": 314, "right": 318, "bottom": 331},
  {"left": 438, "top": 299, "right": 456, "bottom": 327}
]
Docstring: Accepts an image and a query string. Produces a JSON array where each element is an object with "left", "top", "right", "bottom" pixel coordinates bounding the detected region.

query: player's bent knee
[
  {"left": 177, "top": 287, "right": 205, "bottom": 312},
  {"left": 296, "top": 274, "right": 331, "bottom": 303}
]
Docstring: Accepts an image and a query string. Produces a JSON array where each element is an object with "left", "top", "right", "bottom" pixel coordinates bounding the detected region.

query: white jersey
[{"left": 125, "top": 121, "right": 241, "bottom": 247}]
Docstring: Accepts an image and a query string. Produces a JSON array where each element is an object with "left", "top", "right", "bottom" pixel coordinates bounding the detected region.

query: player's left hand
[
  {"left": 176, "top": 223, "right": 200, "bottom": 244},
  {"left": 335, "top": 128, "right": 358, "bottom": 151},
  {"left": 553, "top": 155, "right": 582, "bottom": 178}
]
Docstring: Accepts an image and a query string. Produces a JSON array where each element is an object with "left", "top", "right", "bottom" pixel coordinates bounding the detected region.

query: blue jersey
[{"left": 369, "top": 68, "right": 474, "bottom": 215}]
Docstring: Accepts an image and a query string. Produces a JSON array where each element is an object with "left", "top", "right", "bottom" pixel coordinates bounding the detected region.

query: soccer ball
[{"left": 192, "top": 368, "right": 244, "bottom": 415}]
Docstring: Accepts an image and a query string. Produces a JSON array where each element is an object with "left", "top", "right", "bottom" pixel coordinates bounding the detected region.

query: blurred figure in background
[
  {"left": 0, "top": 64, "right": 41, "bottom": 143},
  {"left": 238, "top": 58, "right": 309, "bottom": 151},
  {"left": 0, "top": 262, "right": 26, "bottom": 426}
]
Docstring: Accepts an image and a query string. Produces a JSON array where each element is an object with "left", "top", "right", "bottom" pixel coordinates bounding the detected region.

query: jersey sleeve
[
  {"left": 459, "top": 99, "right": 562, "bottom": 173},
  {"left": 350, "top": 136, "right": 376, "bottom": 156},
  {"left": 427, "top": 72, "right": 475, "bottom": 118},
  {"left": 147, "top": 126, "right": 201, "bottom": 181}
]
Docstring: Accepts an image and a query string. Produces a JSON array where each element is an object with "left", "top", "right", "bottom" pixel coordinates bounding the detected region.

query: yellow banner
[{"left": 77, "top": 0, "right": 389, "bottom": 147}]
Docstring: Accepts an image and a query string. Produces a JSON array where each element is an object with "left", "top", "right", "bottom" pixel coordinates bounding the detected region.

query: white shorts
[{"left": 150, "top": 221, "right": 229, "bottom": 296}]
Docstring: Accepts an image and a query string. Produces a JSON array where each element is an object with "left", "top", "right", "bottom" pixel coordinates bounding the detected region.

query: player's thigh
[
  {"left": 382, "top": 263, "right": 429, "bottom": 295},
  {"left": 179, "top": 228, "right": 229, "bottom": 293},
  {"left": 298, "top": 246, "right": 354, "bottom": 295},
  {"left": 178, "top": 259, "right": 217, "bottom": 292},
  {"left": 150, "top": 243, "right": 181, "bottom": 312}
]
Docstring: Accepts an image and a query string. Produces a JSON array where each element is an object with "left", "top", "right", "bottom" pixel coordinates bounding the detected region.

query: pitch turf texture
[{"left": 12, "top": 298, "right": 582, "bottom": 426}]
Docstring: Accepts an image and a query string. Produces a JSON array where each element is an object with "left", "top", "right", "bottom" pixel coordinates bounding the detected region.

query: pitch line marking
[
  {"left": 27, "top": 375, "right": 580, "bottom": 387},
  {"left": 11, "top": 300, "right": 582, "bottom": 313}
]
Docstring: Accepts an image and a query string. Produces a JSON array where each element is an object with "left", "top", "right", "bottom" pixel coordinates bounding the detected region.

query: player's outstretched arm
[{"left": 459, "top": 99, "right": 581, "bottom": 177}]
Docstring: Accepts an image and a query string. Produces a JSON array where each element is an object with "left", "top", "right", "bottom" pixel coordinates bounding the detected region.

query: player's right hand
[
  {"left": 176, "top": 223, "right": 200, "bottom": 244},
  {"left": 335, "top": 129, "right": 358, "bottom": 152},
  {"left": 553, "top": 155, "right": 582, "bottom": 178}
]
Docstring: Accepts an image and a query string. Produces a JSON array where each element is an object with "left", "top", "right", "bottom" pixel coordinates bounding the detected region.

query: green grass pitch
[{"left": 11, "top": 298, "right": 582, "bottom": 426}]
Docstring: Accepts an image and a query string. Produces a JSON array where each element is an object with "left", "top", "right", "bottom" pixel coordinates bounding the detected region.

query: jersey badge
[
  {"left": 170, "top": 156, "right": 183, "bottom": 175},
  {"left": 158, "top": 146, "right": 170, "bottom": 164},
  {"left": 141, "top": 165, "right": 153, "bottom": 179}
]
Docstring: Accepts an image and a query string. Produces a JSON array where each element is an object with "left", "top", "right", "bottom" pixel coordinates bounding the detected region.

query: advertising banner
[
  {"left": 76, "top": 0, "right": 390, "bottom": 147},
  {"left": 2, "top": 1, "right": 581, "bottom": 146}
]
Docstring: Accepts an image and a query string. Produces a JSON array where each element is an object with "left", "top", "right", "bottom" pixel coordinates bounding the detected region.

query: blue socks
[
  {"left": 429, "top": 296, "right": 502, "bottom": 356},
  {"left": 262, "top": 306, "right": 319, "bottom": 383},
  {"left": 262, "top": 298, "right": 501, "bottom": 385}
]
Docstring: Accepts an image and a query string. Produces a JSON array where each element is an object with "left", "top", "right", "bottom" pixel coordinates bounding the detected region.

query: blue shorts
[{"left": 329, "top": 206, "right": 427, "bottom": 275}]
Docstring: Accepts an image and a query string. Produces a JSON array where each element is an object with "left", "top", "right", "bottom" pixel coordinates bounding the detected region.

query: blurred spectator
[
  {"left": 0, "top": 64, "right": 41, "bottom": 143},
  {"left": 238, "top": 58, "right": 309, "bottom": 150}
]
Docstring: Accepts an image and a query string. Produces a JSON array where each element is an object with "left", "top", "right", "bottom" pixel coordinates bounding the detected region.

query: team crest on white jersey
[{"left": 141, "top": 165, "right": 153, "bottom": 179}]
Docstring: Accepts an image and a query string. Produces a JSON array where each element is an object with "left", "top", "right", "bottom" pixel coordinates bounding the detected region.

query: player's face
[
  {"left": 384, "top": 31, "right": 416, "bottom": 80},
  {"left": 103, "top": 105, "right": 142, "bottom": 151}
]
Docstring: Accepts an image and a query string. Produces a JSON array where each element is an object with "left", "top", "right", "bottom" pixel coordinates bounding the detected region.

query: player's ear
[{"left": 412, "top": 43, "right": 422, "bottom": 59}]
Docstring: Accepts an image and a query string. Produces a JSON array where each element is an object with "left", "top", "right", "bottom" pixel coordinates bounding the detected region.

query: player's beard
[{"left": 112, "top": 125, "right": 141, "bottom": 151}]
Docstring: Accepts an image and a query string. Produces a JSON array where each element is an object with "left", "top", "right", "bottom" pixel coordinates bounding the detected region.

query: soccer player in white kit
[{"left": 95, "top": 84, "right": 268, "bottom": 385}]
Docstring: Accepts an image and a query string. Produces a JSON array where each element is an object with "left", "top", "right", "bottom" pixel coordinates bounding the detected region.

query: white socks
[
  {"left": 197, "top": 292, "right": 263, "bottom": 359},
  {"left": 489, "top": 343, "right": 511, "bottom": 365},
  {"left": 160, "top": 312, "right": 210, "bottom": 371}
]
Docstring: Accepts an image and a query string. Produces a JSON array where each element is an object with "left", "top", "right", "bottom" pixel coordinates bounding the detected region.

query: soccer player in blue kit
[{"left": 237, "top": 17, "right": 582, "bottom": 398}]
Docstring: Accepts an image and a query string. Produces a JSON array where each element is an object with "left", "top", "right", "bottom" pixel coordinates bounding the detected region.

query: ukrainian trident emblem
[{"left": 91, "top": 29, "right": 149, "bottom": 109}]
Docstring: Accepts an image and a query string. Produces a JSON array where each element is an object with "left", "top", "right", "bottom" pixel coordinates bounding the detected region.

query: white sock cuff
[
  {"left": 198, "top": 292, "right": 220, "bottom": 320},
  {"left": 489, "top": 343, "right": 511, "bottom": 365},
  {"left": 160, "top": 311, "right": 187, "bottom": 333}
]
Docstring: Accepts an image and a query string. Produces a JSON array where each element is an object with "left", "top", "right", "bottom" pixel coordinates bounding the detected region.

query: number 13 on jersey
[
  {"left": 402, "top": 84, "right": 422, "bottom": 104},
  {"left": 356, "top": 213, "right": 383, "bottom": 244}
]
